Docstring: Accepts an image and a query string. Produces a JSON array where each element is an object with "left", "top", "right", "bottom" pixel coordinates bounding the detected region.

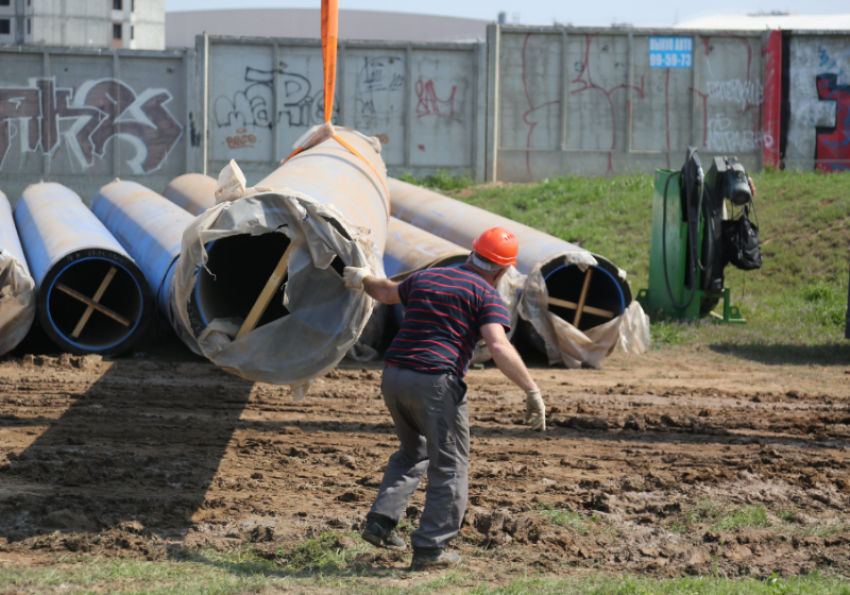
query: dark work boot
[
  {"left": 361, "top": 513, "right": 407, "bottom": 550},
  {"left": 409, "top": 548, "right": 461, "bottom": 570}
]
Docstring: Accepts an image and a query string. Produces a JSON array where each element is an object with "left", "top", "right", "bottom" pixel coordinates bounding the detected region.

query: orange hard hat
[{"left": 472, "top": 227, "right": 519, "bottom": 266}]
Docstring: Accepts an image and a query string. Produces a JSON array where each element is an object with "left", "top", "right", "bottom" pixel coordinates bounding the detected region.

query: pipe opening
[
  {"left": 193, "top": 232, "right": 292, "bottom": 331},
  {"left": 543, "top": 263, "right": 626, "bottom": 332},
  {"left": 47, "top": 257, "right": 143, "bottom": 350}
]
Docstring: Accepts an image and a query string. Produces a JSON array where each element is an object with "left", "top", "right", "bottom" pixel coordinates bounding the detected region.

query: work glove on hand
[
  {"left": 525, "top": 389, "right": 546, "bottom": 432},
  {"left": 343, "top": 266, "right": 371, "bottom": 290}
]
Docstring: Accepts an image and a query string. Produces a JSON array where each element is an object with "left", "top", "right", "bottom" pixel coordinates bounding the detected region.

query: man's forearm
[
  {"left": 489, "top": 341, "right": 538, "bottom": 392},
  {"left": 362, "top": 276, "right": 401, "bottom": 305}
]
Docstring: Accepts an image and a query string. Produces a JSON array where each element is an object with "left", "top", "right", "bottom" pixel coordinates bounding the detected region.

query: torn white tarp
[
  {"left": 0, "top": 192, "right": 36, "bottom": 356},
  {"left": 0, "top": 251, "right": 36, "bottom": 356},
  {"left": 471, "top": 265, "right": 527, "bottom": 364},
  {"left": 518, "top": 253, "right": 650, "bottom": 369},
  {"left": 170, "top": 188, "right": 383, "bottom": 397}
]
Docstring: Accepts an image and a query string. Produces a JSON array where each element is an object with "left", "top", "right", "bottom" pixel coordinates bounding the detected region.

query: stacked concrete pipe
[
  {"left": 163, "top": 173, "right": 217, "bottom": 216},
  {"left": 387, "top": 178, "right": 634, "bottom": 364},
  {"left": 91, "top": 180, "right": 196, "bottom": 333},
  {"left": 14, "top": 183, "right": 153, "bottom": 356},
  {"left": 0, "top": 191, "right": 36, "bottom": 355},
  {"left": 384, "top": 217, "right": 469, "bottom": 281},
  {"left": 163, "top": 128, "right": 388, "bottom": 390}
]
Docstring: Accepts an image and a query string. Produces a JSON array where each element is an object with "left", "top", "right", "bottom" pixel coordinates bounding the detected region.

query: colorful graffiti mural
[
  {"left": 0, "top": 78, "right": 183, "bottom": 174},
  {"left": 815, "top": 73, "right": 850, "bottom": 172}
]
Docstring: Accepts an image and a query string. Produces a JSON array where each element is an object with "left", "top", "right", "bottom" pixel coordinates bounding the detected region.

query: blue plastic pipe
[
  {"left": 14, "top": 183, "right": 153, "bottom": 355},
  {"left": 91, "top": 180, "right": 195, "bottom": 316}
]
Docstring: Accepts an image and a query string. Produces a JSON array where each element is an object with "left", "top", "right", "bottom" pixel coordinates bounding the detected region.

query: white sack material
[
  {"left": 518, "top": 253, "right": 650, "bottom": 369},
  {"left": 471, "top": 265, "right": 526, "bottom": 364},
  {"left": 345, "top": 301, "right": 387, "bottom": 362},
  {"left": 0, "top": 252, "right": 36, "bottom": 356},
  {"left": 170, "top": 188, "right": 383, "bottom": 398}
]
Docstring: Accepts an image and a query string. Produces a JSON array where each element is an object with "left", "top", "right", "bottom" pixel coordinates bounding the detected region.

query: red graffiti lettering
[
  {"left": 226, "top": 133, "right": 257, "bottom": 149},
  {"left": 815, "top": 73, "right": 850, "bottom": 172},
  {"left": 0, "top": 78, "right": 183, "bottom": 173},
  {"left": 519, "top": 33, "right": 645, "bottom": 179},
  {"left": 415, "top": 79, "right": 461, "bottom": 123}
]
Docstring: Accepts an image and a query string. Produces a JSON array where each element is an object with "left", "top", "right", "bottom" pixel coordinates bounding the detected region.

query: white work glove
[
  {"left": 343, "top": 266, "right": 371, "bottom": 290},
  {"left": 525, "top": 389, "right": 546, "bottom": 432}
]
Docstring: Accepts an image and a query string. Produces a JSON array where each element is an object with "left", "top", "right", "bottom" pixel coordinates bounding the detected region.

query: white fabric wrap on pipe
[
  {"left": 0, "top": 252, "right": 35, "bottom": 355},
  {"left": 519, "top": 252, "right": 650, "bottom": 369},
  {"left": 170, "top": 189, "right": 383, "bottom": 399},
  {"left": 469, "top": 264, "right": 526, "bottom": 364},
  {"left": 387, "top": 178, "right": 649, "bottom": 368}
]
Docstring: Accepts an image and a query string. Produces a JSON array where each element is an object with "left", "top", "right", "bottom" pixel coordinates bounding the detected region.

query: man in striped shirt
[{"left": 344, "top": 227, "right": 544, "bottom": 570}]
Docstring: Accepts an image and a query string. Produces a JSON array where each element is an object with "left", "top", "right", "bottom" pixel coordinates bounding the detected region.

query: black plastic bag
[{"left": 722, "top": 204, "right": 762, "bottom": 271}]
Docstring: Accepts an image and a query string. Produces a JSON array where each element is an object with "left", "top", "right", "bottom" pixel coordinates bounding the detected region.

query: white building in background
[
  {"left": 676, "top": 12, "right": 850, "bottom": 30},
  {"left": 0, "top": 0, "right": 165, "bottom": 50},
  {"left": 165, "top": 8, "right": 489, "bottom": 48}
]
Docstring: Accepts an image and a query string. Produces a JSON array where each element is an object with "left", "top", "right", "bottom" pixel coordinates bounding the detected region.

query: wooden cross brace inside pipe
[
  {"left": 56, "top": 266, "right": 131, "bottom": 338},
  {"left": 236, "top": 243, "right": 295, "bottom": 339},
  {"left": 545, "top": 268, "right": 617, "bottom": 326}
]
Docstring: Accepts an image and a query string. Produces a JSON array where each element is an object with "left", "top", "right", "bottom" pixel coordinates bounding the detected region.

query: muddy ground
[{"left": 0, "top": 343, "right": 849, "bottom": 580}]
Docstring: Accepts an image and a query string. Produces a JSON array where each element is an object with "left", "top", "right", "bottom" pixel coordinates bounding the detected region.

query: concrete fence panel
[
  {"left": 784, "top": 32, "right": 850, "bottom": 172},
  {"left": 199, "top": 35, "right": 486, "bottom": 184},
  {"left": 487, "top": 25, "right": 769, "bottom": 181},
  {"left": 0, "top": 46, "right": 195, "bottom": 204}
]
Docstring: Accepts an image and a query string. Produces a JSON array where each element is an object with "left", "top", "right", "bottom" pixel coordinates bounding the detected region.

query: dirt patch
[{"left": 0, "top": 348, "right": 848, "bottom": 579}]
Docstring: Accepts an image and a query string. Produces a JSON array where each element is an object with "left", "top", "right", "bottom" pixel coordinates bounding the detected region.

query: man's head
[{"left": 467, "top": 227, "right": 518, "bottom": 287}]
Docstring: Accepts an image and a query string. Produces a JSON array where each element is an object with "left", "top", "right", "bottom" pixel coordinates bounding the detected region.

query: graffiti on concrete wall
[
  {"left": 705, "top": 78, "right": 764, "bottom": 111},
  {"left": 0, "top": 77, "right": 183, "bottom": 173},
  {"left": 814, "top": 73, "right": 850, "bottom": 171},
  {"left": 786, "top": 41, "right": 850, "bottom": 170},
  {"left": 214, "top": 65, "right": 337, "bottom": 132},
  {"left": 706, "top": 113, "right": 773, "bottom": 153},
  {"left": 415, "top": 79, "right": 461, "bottom": 123},
  {"left": 353, "top": 56, "right": 404, "bottom": 139},
  {"left": 569, "top": 35, "right": 645, "bottom": 175}
]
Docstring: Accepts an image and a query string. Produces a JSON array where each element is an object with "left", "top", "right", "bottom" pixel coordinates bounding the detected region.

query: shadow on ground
[{"left": 708, "top": 342, "right": 850, "bottom": 365}]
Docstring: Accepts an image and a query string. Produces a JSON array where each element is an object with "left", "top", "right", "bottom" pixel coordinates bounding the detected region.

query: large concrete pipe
[
  {"left": 388, "top": 178, "right": 640, "bottom": 366},
  {"left": 163, "top": 173, "right": 217, "bottom": 216},
  {"left": 384, "top": 217, "right": 469, "bottom": 280},
  {"left": 169, "top": 128, "right": 388, "bottom": 390},
  {"left": 91, "top": 180, "right": 195, "bottom": 325},
  {"left": 14, "top": 183, "right": 153, "bottom": 356},
  {"left": 0, "top": 191, "right": 36, "bottom": 355}
]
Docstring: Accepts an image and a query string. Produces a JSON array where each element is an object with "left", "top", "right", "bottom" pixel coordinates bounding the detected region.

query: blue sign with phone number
[{"left": 649, "top": 36, "right": 693, "bottom": 68}]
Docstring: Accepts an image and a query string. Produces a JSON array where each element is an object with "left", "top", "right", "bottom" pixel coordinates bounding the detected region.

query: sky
[{"left": 165, "top": 0, "right": 842, "bottom": 27}]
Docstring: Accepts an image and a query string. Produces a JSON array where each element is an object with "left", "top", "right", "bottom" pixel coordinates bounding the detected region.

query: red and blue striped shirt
[{"left": 385, "top": 264, "right": 511, "bottom": 378}]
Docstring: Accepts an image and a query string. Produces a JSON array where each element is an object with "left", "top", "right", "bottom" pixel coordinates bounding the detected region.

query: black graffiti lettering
[{"left": 213, "top": 66, "right": 339, "bottom": 131}]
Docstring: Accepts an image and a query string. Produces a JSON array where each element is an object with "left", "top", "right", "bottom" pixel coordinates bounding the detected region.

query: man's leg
[
  {"left": 408, "top": 373, "right": 469, "bottom": 557},
  {"left": 365, "top": 366, "right": 429, "bottom": 545}
]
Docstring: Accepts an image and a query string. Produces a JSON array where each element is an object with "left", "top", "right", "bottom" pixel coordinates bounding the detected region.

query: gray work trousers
[{"left": 368, "top": 364, "right": 469, "bottom": 551}]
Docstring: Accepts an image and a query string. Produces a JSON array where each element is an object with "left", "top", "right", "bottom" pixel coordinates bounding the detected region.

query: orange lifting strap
[{"left": 282, "top": 0, "right": 390, "bottom": 214}]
